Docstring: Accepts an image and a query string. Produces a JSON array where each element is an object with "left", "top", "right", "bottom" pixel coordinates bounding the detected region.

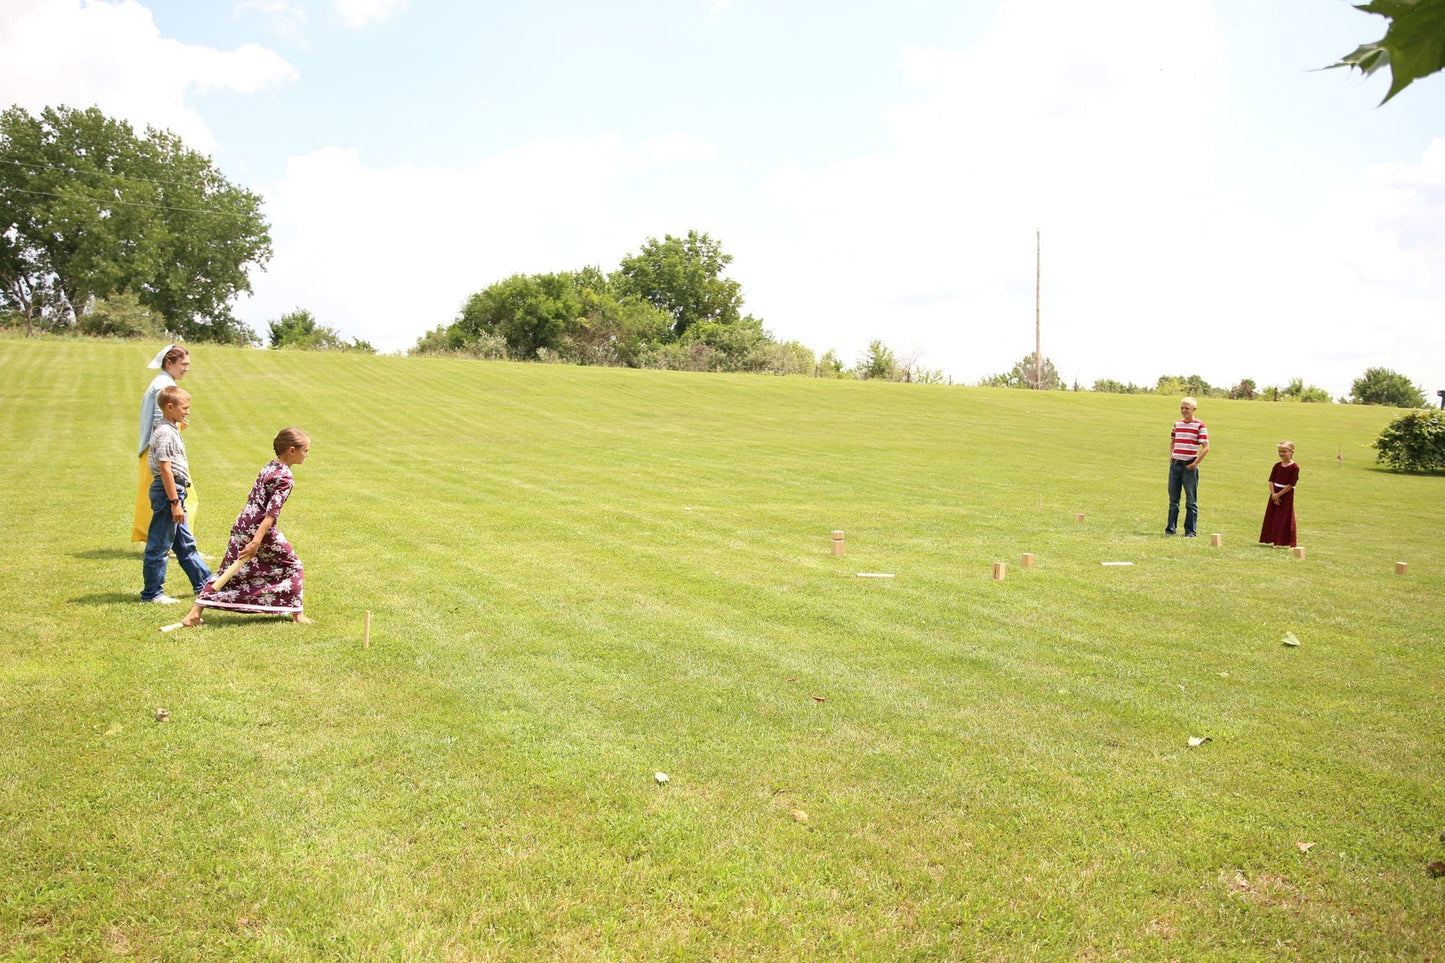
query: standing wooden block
[
  {"left": 1075, "top": 513, "right": 1085, "bottom": 523},
  {"left": 364, "top": 609, "right": 372, "bottom": 648},
  {"left": 1292, "top": 546, "right": 1306, "bottom": 560},
  {"left": 992, "top": 562, "right": 1006, "bottom": 581},
  {"left": 1021, "top": 553, "right": 1035, "bottom": 568},
  {"left": 1210, "top": 533, "right": 1223, "bottom": 547},
  {"left": 831, "top": 531, "right": 845, "bottom": 556},
  {"left": 1395, "top": 561, "right": 1408, "bottom": 575}
]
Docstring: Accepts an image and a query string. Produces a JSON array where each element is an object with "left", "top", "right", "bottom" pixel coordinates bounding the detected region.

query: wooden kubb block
[{"left": 831, "top": 531, "right": 845, "bottom": 556}]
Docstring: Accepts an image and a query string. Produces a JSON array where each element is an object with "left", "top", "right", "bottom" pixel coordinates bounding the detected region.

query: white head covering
[{"left": 147, "top": 343, "right": 177, "bottom": 369}]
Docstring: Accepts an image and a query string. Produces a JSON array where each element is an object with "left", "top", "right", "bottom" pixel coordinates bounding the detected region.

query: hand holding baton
[{"left": 210, "top": 556, "right": 246, "bottom": 590}]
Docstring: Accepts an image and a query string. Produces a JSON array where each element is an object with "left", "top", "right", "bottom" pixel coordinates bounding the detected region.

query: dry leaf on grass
[
  {"left": 1296, "top": 841, "right": 1315, "bottom": 854},
  {"left": 812, "top": 695, "right": 827, "bottom": 702},
  {"left": 792, "top": 809, "right": 809, "bottom": 823},
  {"left": 1187, "top": 736, "right": 1211, "bottom": 747},
  {"left": 653, "top": 772, "right": 669, "bottom": 785},
  {"left": 1282, "top": 632, "right": 1300, "bottom": 647},
  {"left": 1427, "top": 861, "right": 1445, "bottom": 878},
  {"left": 154, "top": 708, "right": 170, "bottom": 722}
]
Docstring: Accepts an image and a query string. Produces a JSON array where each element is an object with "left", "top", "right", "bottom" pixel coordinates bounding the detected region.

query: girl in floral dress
[{"left": 180, "top": 429, "right": 312, "bottom": 627}]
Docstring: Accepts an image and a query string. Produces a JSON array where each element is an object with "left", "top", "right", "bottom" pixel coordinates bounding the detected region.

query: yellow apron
[{"left": 132, "top": 450, "right": 197, "bottom": 541}]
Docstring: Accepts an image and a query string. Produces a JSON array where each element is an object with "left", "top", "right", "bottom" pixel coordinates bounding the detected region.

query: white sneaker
[{"left": 148, "top": 594, "right": 181, "bottom": 604}]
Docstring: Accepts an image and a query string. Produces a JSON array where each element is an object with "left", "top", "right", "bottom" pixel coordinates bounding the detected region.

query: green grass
[{"left": 2, "top": 338, "right": 1442, "bottom": 961}]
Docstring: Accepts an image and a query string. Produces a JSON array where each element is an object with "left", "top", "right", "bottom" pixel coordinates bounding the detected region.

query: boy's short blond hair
[
  {"left": 158, "top": 385, "right": 190, "bottom": 411},
  {"left": 1180, "top": 396, "right": 1198, "bottom": 409}
]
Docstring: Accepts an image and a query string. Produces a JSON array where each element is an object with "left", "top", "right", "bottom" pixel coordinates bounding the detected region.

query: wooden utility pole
[{"left": 1034, "top": 230, "right": 1042, "bottom": 390}]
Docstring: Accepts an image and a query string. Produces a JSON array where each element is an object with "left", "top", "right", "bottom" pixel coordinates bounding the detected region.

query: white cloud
[
  {"left": 234, "top": 0, "right": 308, "bottom": 42},
  {"left": 0, "top": 0, "right": 297, "bottom": 151},
  {"left": 240, "top": 134, "right": 717, "bottom": 351},
  {"left": 721, "top": 0, "right": 1443, "bottom": 394},
  {"left": 737, "top": 0, "right": 1230, "bottom": 384},
  {"left": 333, "top": 0, "right": 408, "bottom": 30},
  {"left": 1271, "top": 139, "right": 1445, "bottom": 392}
]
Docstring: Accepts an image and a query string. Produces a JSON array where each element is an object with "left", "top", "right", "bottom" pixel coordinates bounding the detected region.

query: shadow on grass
[
  {"left": 68, "top": 592, "right": 141, "bottom": 606},
  {"left": 1364, "top": 465, "right": 1445, "bottom": 476},
  {"left": 185, "top": 614, "right": 305, "bottom": 632},
  {"left": 70, "top": 548, "right": 136, "bottom": 561}
]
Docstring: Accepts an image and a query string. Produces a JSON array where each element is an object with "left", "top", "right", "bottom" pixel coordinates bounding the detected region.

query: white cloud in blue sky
[{"left": 2, "top": 0, "right": 1442, "bottom": 394}]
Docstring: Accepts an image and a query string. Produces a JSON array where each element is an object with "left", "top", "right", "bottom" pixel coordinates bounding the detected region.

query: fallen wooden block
[
  {"left": 855, "top": 573, "right": 894, "bottom": 579},
  {"left": 1101, "top": 561, "right": 1134, "bottom": 567}
]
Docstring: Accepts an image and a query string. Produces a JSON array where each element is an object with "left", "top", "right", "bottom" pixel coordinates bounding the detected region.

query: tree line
[
  {"left": 982, "top": 354, "right": 1433, "bottom": 409},
  {"left": 2, "top": 104, "right": 1437, "bottom": 403},
  {"left": 412, "top": 231, "right": 813, "bottom": 375}
]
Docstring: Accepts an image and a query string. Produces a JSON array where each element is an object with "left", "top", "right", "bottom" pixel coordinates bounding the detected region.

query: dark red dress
[{"left": 1259, "top": 461, "right": 1299, "bottom": 547}]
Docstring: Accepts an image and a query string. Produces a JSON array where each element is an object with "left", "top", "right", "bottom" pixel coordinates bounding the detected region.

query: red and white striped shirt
[{"left": 1171, "top": 419, "right": 1208, "bottom": 461}]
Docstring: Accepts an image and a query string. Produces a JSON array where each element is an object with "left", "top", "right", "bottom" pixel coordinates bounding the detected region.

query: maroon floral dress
[
  {"left": 1259, "top": 461, "right": 1299, "bottom": 547},
  {"left": 195, "top": 460, "right": 304, "bottom": 614}
]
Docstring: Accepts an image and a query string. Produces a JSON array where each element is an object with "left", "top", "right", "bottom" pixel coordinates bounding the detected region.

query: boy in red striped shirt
[{"left": 1165, "top": 397, "right": 1209, "bottom": 537}]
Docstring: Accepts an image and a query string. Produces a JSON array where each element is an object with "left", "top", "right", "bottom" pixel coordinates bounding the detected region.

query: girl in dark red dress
[
  {"left": 179, "top": 429, "right": 313, "bottom": 627},
  {"left": 1259, "top": 441, "right": 1299, "bottom": 547}
]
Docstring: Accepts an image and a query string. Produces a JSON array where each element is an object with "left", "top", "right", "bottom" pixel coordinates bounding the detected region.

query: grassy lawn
[{"left": 1, "top": 338, "right": 1441, "bottom": 960}]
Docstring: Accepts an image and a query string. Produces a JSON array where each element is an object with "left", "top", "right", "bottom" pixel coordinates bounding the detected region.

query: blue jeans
[
  {"left": 1166, "top": 460, "right": 1200, "bottom": 536},
  {"left": 141, "top": 481, "right": 211, "bottom": 600}
]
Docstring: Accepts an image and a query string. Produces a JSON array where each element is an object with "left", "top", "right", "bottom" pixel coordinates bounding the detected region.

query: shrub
[
  {"left": 75, "top": 292, "right": 165, "bottom": 339},
  {"left": 1373, "top": 408, "right": 1445, "bottom": 472},
  {"left": 1093, "top": 378, "right": 1144, "bottom": 394}
]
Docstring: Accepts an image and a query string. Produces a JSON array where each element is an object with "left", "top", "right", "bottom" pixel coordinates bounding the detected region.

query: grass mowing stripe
[{"left": 1, "top": 336, "right": 1441, "bottom": 960}]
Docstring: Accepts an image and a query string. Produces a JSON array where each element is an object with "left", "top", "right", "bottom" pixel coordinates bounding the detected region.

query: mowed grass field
[{"left": 1, "top": 337, "right": 1442, "bottom": 961}]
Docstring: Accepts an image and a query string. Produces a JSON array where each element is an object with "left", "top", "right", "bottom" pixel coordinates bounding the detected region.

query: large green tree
[
  {"left": 0, "top": 104, "right": 271, "bottom": 341},
  {"left": 1330, "top": 0, "right": 1445, "bottom": 103},
  {"left": 611, "top": 230, "right": 744, "bottom": 339},
  {"left": 451, "top": 271, "right": 588, "bottom": 360},
  {"left": 431, "top": 232, "right": 780, "bottom": 371},
  {"left": 447, "top": 267, "right": 671, "bottom": 364},
  {"left": 1350, "top": 366, "right": 1426, "bottom": 406}
]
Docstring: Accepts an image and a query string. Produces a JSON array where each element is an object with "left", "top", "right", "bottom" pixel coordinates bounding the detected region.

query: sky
[{"left": 2, "top": 0, "right": 1443, "bottom": 397}]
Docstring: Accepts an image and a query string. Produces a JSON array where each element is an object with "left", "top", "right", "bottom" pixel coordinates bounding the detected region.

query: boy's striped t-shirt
[{"left": 1171, "top": 419, "right": 1208, "bottom": 461}]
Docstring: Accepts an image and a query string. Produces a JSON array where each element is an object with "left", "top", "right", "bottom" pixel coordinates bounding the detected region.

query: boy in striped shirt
[{"left": 1165, "top": 397, "right": 1209, "bottom": 537}]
